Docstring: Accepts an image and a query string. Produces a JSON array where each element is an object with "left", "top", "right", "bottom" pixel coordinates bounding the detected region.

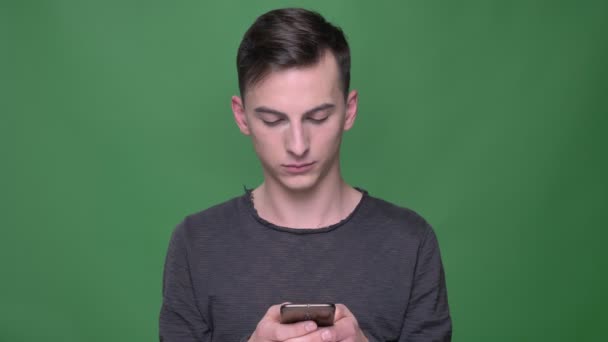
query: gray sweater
[{"left": 159, "top": 189, "right": 451, "bottom": 341}]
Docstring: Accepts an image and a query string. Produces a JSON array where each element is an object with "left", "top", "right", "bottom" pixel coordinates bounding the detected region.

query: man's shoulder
[
  {"left": 185, "top": 194, "right": 245, "bottom": 226},
  {"left": 362, "top": 193, "right": 434, "bottom": 241},
  {"left": 172, "top": 193, "right": 246, "bottom": 237}
]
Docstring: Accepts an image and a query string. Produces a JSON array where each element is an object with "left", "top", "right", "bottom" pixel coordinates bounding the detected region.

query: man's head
[
  {"left": 236, "top": 8, "right": 351, "bottom": 102},
  {"left": 232, "top": 8, "right": 358, "bottom": 193}
]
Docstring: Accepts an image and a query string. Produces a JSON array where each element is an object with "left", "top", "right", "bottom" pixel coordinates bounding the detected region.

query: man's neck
[{"left": 252, "top": 175, "right": 362, "bottom": 229}]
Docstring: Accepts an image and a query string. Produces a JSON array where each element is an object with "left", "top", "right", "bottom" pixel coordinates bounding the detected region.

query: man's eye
[
  {"left": 307, "top": 117, "right": 328, "bottom": 124},
  {"left": 262, "top": 119, "right": 284, "bottom": 126}
]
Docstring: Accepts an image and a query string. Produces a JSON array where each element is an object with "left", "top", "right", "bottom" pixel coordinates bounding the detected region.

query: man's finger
[
  {"left": 285, "top": 327, "right": 334, "bottom": 342},
  {"left": 285, "top": 304, "right": 356, "bottom": 342},
  {"left": 257, "top": 304, "right": 318, "bottom": 340},
  {"left": 263, "top": 303, "right": 286, "bottom": 321},
  {"left": 332, "top": 304, "right": 367, "bottom": 341},
  {"left": 333, "top": 303, "right": 354, "bottom": 321},
  {"left": 258, "top": 319, "right": 318, "bottom": 341},
  {"left": 330, "top": 316, "right": 359, "bottom": 341}
]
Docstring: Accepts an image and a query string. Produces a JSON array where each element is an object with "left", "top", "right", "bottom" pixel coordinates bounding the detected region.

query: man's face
[{"left": 232, "top": 52, "right": 358, "bottom": 192}]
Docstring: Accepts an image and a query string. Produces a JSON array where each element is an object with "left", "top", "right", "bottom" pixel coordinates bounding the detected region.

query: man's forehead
[{"left": 244, "top": 54, "right": 342, "bottom": 107}]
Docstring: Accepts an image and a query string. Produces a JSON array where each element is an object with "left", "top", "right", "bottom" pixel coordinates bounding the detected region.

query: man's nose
[{"left": 285, "top": 122, "right": 309, "bottom": 157}]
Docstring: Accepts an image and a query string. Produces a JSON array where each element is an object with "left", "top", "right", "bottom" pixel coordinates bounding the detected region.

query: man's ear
[
  {"left": 231, "top": 95, "right": 251, "bottom": 135},
  {"left": 343, "top": 90, "right": 358, "bottom": 131}
]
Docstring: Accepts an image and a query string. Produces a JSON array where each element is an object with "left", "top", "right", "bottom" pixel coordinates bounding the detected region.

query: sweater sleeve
[
  {"left": 399, "top": 226, "right": 452, "bottom": 341},
  {"left": 159, "top": 219, "right": 212, "bottom": 341}
]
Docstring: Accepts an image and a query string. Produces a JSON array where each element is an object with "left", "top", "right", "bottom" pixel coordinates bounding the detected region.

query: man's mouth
[
  {"left": 284, "top": 162, "right": 315, "bottom": 168},
  {"left": 282, "top": 162, "right": 316, "bottom": 173}
]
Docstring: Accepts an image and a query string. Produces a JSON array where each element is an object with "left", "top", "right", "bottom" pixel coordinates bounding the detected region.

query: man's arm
[
  {"left": 399, "top": 226, "right": 452, "bottom": 341},
  {"left": 159, "top": 219, "right": 212, "bottom": 341}
]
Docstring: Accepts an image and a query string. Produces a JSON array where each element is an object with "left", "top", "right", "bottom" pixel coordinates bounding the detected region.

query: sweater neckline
[{"left": 242, "top": 186, "right": 369, "bottom": 234}]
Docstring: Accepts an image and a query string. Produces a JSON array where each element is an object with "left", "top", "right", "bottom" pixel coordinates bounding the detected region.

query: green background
[{"left": 2, "top": 0, "right": 607, "bottom": 341}]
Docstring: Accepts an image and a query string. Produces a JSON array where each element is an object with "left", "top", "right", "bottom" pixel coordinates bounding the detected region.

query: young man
[{"left": 160, "top": 8, "right": 451, "bottom": 342}]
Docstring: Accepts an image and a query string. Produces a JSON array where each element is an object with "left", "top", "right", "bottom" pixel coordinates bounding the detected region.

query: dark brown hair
[{"left": 237, "top": 8, "right": 351, "bottom": 101}]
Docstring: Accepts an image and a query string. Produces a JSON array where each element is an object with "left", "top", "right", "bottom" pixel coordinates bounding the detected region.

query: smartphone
[{"left": 280, "top": 303, "right": 335, "bottom": 327}]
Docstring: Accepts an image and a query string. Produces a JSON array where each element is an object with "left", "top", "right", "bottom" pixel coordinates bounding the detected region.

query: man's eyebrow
[
  {"left": 303, "top": 103, "right": 335, "bottom": 116},
  {"left": 253, "top": 103, "right": 335, "bottom": 117},
  {"left": 253, "top": 107, "right": 287, "bottom": 116}
]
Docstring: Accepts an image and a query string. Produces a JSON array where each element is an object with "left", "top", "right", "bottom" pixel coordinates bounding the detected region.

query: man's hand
[
  {"left": 249, "top": 304, "right": 318, "bottom": 342},
  {"left": 284, "top": 304, "right": 368, "bottom": 342},
  {"left": 250, "top": 303, "right": 368, "bottom": 342}
]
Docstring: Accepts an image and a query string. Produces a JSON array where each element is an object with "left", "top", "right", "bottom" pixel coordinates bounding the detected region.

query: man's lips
[
  {"left": 282, "top": 161, "right": 316, "bottom": 173},
  {"left": 283, "top": 162, "right": 315, "bottom": 168}
]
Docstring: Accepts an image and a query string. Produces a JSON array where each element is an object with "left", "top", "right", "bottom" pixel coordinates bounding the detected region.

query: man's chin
[{"left": 276, "top": 175, "right": 319, "bottom": 193}]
